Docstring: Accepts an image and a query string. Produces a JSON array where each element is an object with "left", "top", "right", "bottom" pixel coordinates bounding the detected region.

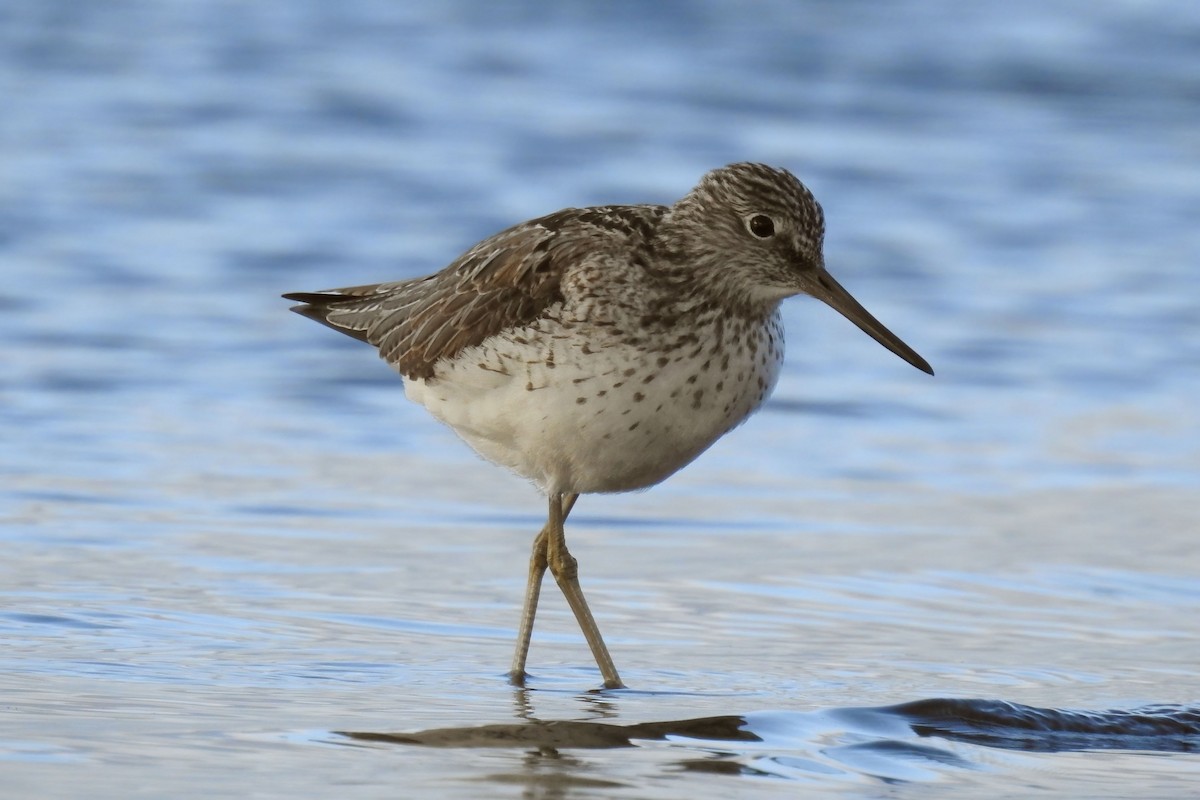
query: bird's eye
[{"left": 748, "top": 214, "right": 775, "bottom": 238}]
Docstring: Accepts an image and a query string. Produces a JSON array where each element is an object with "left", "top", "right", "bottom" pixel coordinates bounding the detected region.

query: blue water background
[{"left": 2, "top": 1, "right": 1198, "bottom": 797}]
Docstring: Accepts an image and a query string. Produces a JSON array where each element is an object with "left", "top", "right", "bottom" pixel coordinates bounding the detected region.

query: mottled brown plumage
[
  {"left": 284, "top": 163, "right": 932, "bottom": 688},
  {"left": 284, "top": 205, "right": 668, "bottom": 380}
]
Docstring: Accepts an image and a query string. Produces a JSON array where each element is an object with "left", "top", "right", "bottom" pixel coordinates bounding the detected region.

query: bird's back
[{"left": 284, "top": 204, "right": 667, "bottom": 380}]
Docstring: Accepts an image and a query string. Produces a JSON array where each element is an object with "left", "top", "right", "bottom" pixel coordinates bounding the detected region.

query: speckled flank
[{"left": 406, "top": 301, "right": 785, "bottom": 494}]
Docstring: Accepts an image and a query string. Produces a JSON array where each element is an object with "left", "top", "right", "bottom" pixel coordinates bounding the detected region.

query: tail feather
[{"left": 283, "top": 291, "right": 372, "bottom": 344}]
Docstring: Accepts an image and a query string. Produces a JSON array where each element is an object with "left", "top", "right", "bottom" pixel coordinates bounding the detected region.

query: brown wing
[{"left": 284, "top": 208, "right": 593, "bottom": 380}]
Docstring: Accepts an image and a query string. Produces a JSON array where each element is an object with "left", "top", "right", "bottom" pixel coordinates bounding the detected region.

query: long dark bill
[{"left": 807, "top": 270, "right": 934, "bottom": 375}]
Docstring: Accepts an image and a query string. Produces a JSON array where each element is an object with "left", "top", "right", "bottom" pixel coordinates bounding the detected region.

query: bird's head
[{"left": 665, "top": 162, "right": 933, "bottom": 375}]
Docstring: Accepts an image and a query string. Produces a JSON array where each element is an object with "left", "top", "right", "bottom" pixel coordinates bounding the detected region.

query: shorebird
[{"left": 284, "top": 163, "right": 932, "bottom": 689}]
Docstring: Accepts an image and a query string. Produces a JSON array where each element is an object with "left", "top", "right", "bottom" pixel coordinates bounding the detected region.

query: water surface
[{"left": 3, "top": 1, "right": 1199, "bottom": 797}]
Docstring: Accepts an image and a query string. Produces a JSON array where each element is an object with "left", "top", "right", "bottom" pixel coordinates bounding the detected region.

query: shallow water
[{"left": 3, "top": 1, "right": 1199, "bottom": 797}]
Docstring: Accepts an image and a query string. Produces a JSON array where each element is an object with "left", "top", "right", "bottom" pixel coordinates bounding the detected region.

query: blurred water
[{"left": 2, "top": 1, "right": 1199, "bottom": 797}]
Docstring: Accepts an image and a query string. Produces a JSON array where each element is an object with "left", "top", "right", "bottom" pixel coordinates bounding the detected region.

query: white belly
[{"left": 404, "top": 314, "right": 784, "bottom": 496}]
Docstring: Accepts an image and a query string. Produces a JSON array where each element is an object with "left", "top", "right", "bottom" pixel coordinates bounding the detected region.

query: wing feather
[{"left": 283, "top": 211, "right": 574, "bottom": 379}]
